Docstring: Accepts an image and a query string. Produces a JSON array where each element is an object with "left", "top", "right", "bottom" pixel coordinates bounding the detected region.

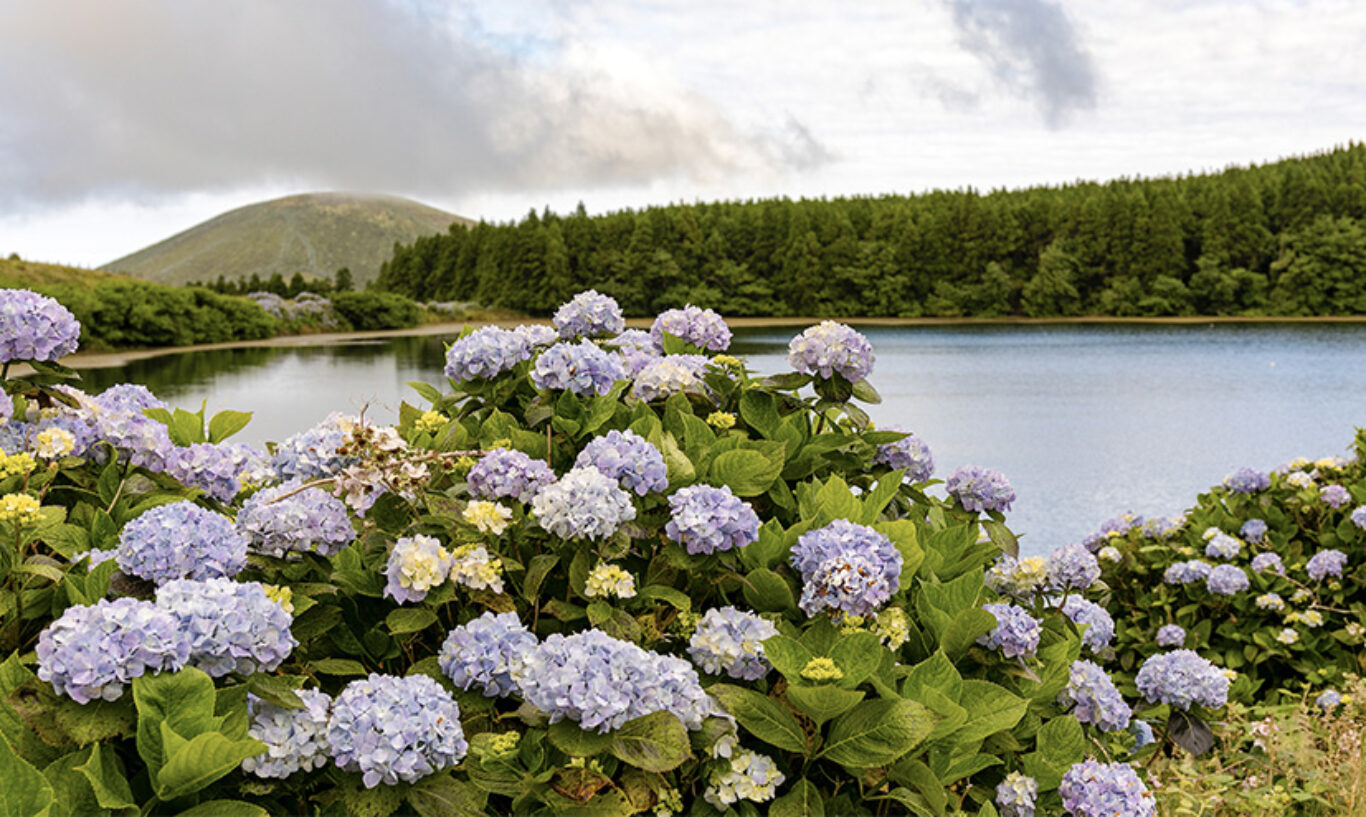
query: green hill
[
  {"left": 103, "top": 192, "right": 470, "bottom": 289},
  {"left": 0, "top": 256, "right": 125, "bottom": 289}
]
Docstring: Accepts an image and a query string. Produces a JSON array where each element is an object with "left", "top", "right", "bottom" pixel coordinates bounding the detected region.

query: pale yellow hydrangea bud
[
  {"left": 711, "top": 355, "right": 742, "bottom": 368},
  {"left": 874, "top": 607, "right": 911, "bottom": 650},
  {"left": 463, "top": 501, "right": 512, "bottom": 535},
  {"left": 0, "top": 493, "right": 42, "bottom": 526},
  {"left": 584, "top": 563, "right": 636, "bottom": 600},
  {"left": 800, "top": 657, "right": 844, "bottom": 682},
  {"left": 706, "top": 412, "right": 736, "bottom": 430},
  {"left": 34, "top": 428, "right": 75, "bottom": 459},
  {"left": 487, "top": 732, "right": 520, "bottom": 755},
  {"left": 415, "top": 411, "right": 447, "bottom": 435},
  {"left": 262, "top": 584, "right": 295, "bottom": 614},
  {"left": 0, "top": 452, "right": 36, "bottom": 479}
]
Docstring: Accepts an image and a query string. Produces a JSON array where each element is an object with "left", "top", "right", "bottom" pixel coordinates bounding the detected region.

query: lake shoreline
[{"left": 50, "top": 313, "right": 1366, "bottom": 371}]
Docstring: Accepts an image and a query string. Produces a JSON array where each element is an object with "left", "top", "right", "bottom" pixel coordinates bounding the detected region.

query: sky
[{"left": 1, "top": 0, "right": 1364, "bottom": 268}]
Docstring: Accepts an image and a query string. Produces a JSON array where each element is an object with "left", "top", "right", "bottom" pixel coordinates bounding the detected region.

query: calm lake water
[{"left": 77, "top": 323, "right": 1366, "bottom": 556}]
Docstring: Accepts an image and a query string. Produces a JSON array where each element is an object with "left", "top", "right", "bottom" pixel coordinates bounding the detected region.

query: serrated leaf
[
  {"left": 406, "top": 774, "right": 488, "bottom": 817},
  {"left": 709, "top": 684, "right": 807, "bottom": 755},
  {"left": 710, "top": 449, "right": 783, "bottom": 496},
  {"left": 0, "top": 727, "right": 56, "bottom": 817},
  {"left": 74, "top": 741, "right": 136, "bottom": 809},
  {"left": 549, "top": 720, "right": 613, "bottom": 757},
  {"left": 608, "top": 711, "right": 691, "bottom": 772},
  {"left": 385, "top": 607, "right": 438, "bottom": 635},
  {"left": 820, "top": 699, "right": 937, "bottom": 768},
  {"left": 155, "top": 731, "right": 265, "bottom": 800},
  {"left": 769, "top": 778, "right": 825, "bottom": 817}
]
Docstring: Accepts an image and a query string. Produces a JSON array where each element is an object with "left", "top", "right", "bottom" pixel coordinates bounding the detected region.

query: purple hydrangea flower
[
  {"left": 467, "top": 448, "right": 556, "bottom": 503},
  {"left": 1156, "top": 624, "right": 1186, "bottom": 648},
  {"left": 530, "top": 466, "right": 636, "bottom": 540},
  {"left": 553, "top": 290, "right": 625, "bottom": 339},
  {"left": 511, "top": 323, "right": 559, "bottom": 348},
  {"left": 1240, "top": 518, "right": 1268, "bottom": 543},
  {"left": 1224, "top": 467, "right": 1269, "bottom": 494},
  {"left": 116, "top": 501, "right": 247, "bottom": 584},
  {"left": 36, "top": 598, "right": 188, "bottom": 703},
  {"left": 1306, "top": 549, "right": 1347, "bottom": 581},
  {"left": 1250, "top": 552, "right": 1284, "bottom": 575},
  {"left": 1163, "top": 560, "right": 1212, "bottom": 585},
  {"left": 1062, "top": 596, "right": 1115, "bottom": 652},
  {"left": 688, "top": 606, "right": 779, "bottom": 681},
  {"left": 1083, "top": 514, "right": 1144, "bottom": 550},
  {"left": 650, "top": 305, "right": 732, "bottom": 352},
  {"left": 531, "top": 340, "right": 627, "bottom": 396},
  {"left": 790, "top": 519, "right": 902, "bottom": 618},
  {"left": 328, "top": 674, "right": 468, "bottom": 788},
  {"left": 1204, "top": 533, "right": 1241, "bottom": 560},
  {"left": 1321, "top": 484, "right": 1351, "bottom": 508},
  {"left": 607, "top": 329, "right": 660, "bottom": 376},
  {"left": 243, "top": 688, "right": 333, "bottom": 779},
  {"left": 166, "top": 442, "right": 270, "bottom": 502},
  {"left": 1047, "top": 544, "right": 1101, "bottom": 591},
  {"left": 237, "top": 481, "right": 355, "bottom": 558},
  {"left": 1135, "top": 650, "right": 1230, "bottom": 710},
  {"left": 511, "top": 629, "right": 712, "bottom": 732},
  {"left": 0, "top": 289, "right": 82, "bottom": 362},
  {"left": 630, "top": 354, "right": 709, "bottom": 401},
  {"left": 787, "top": 321, "right": 875, "bottom": 381},
  {"left": 978, "top": 603, "right": 1042, "bottom": 659},
  {"left": 1130, "top": 720, "right": 1155, "bottom": 750},
  {"left": 574, "top": 429, "right": 668, "bottom": 496},
  {"left": 270, "top": 413, "right": 356, "bottom": 482},
  {"left": 1317, "top": 689, "right": 1343, "bottom": 711},
  {"left": 873, "top": 427, "right": 934, "bottom": 482},
  {"left": 1354, "top": 506, "right": 1366, "bottom": 531},
  {"left": 996, "top": 772, "right": 1039, "bottom": 817},
  {"left": 444, "top": 326, "right": 533, "bottom": 382},
  {"left": 946, "top": 466, "right": 1015, "bottom": 513},
  {"left": 1206, "top": 564, "right": 1249, "bottom": 596},
  {"left": 1059, "top": 760, "right": 1156, "bottom": 817},
  {"left": 438, "top": 611, "right": 538, "bottom": 698},
  {"left": 156, "top": 578, "right": 297, "bottom": 677},
  {"left": 665, "top": 484, "right": 761, "bottom": 555},
  {"left": 85, "top": 385, "right": 175, "bottom": 471},
  {"left": 0, "top": 391, "right": 11, "bottom": 422},
  {"left": 1061, "top": 660, "right": 1132, "bottom": 732}
]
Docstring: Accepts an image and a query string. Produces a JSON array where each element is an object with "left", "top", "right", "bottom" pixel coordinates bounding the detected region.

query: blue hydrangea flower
[
  {"left": 872, "top": 427, "right": 935, "bottom": 482},
  {"left": 166, "top": 442, "right": 271, "bottom": 501},
  {"left": 1205, "top": 564, "right": 1249, "bottom": 596},
  {"left": 1354, "top": 505, "right": 1366, "bottom": 531},
  {"left": 688, "top": 607, "right": 779, "bottom": 681},
  {"left": 703, "top": 748, "right": 786, "bottom": 809},
  {"left": 1203, "top": 533, "right": 1242, "bottom": 560},
  {"left": 512, "top": 629, "right": 712, "bottom": 732},
  {"left": 1321, "top": 484, "right": 1351, "bottom": 508},
  {"left": 0, "top": 289, "right": 82, "bottom": 362},
  {"left": 790, "top": 519, "right": 902, "bottom": 618},
  {"left": 574, "top": 430, "right": 668, "bottom": 496},
  {"left": 328, "top": 674, "right": 468, "bottom": 788},
  {"left": 116, "top": 501, "right": 247, "bottom": 584},
  {"left": 1162, "top": 560, "right": 1211, "bottom": 585},
  {"left": 242, "top": 688, "right": 333, "bottom": 779},
  {"left": 1130, "top": 720, "right": 1155, "bottom": 750},
  {"left": 1061, "top": 596, "right": 1115, "bottom": 652},
  {"left": 438, "top": 611, "right": 538, "bottom": 698},
  {"left": 996, "top": 771, "right": 1038, "bottom": 817},
  {"left": 630, "top": 354, "right": 709, "bottom": 401},
  {"left": 467, "top": 448, "right": 556, "bottom": 503},
  {"left": 383, "top": 535, "right": 452, "bottom": 604},
  {"left": 1224, "top": 467, "right": 1269, "bottom": 494},
  {"left": 1306, "top": 549, "right": 1347, "bottom": 580},
  {"left": 1156, "top": 624, "right": 1186, "bottom": 648},
  {"left": 444, "top": 326, "right": 533, "bottom": 382},
  {"left": 1135, "top": 650, "right": 1230, "bottom": 710},
  {"left": 531, "top": 340, "right": 627, "bottom": 396},
  {"left": 237, "top": 481, "right": 355, "bottom": 558},
  {"left": 978, "top": 603, "right": 1042, "bottom": 659},
  {"left": 1059, "top": 760, "right": 1156, "bottom": 817},
  {"left": 270, "top": 413, "right": 356, "bottom": 481},
  {"left": 1061, "top": 660, "right": 1132, "bottom": 732},
  {"left": 607, "top": 329, "right": 660, "bottom": 376},
  {"left": 946, "top": 466, "right": 1015, "bottom": 513},
  {"left": 1240, "top": 518, "right": 1268, "bottom": 543},
  {"left": 0, "top": 391, "right": 11, "bottom": 423},
  {"left": 1047, "top": 544, "right": 1101, "bottom": 591},
  {"left": 86, "top": 386, "right": 175, "bottom": 471},
  {"left": 1316, "top": 689, "right": 1343, "bottom": 711},
  {"left": 511, "top": 323, "right": 559, "bottom": 348},
  {"left": 553, "top": 290, "right": 625, "bottom": 339},
  {"left": 530, "top": 466, "right": 636, "bottom": 540},
  {"left": 650, "top": 305, "right": 732, "bottom": 352},
  {"left": 94, "top": 383, "right": 165, "bottom": 415},
  {"left": 665, "top": 484, "right": 761, "bottom": 555},
  {"left": 1083, "top": 514, "right": 1144, "bottom": 549},
  {"left": 156, "top": 578, "right": 297, "bottom": 677},
  {"left": 786, "top": 321, "right": 875, "bottom": 381},
  {"left": 36, "top": 598, "right": 188, "bottom": 703}
]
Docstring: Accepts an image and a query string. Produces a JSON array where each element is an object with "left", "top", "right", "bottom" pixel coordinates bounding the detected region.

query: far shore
[{"left": 42, "top": 313, "right": 1366, "bottom": 372}]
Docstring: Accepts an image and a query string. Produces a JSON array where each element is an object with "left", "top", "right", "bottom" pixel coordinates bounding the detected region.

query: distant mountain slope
[
  {"left": 103, "top": 192, "right": 470, "bottom": 288},
  {"left": 0, "top": 256, "right": 125, "bottom": 289}
]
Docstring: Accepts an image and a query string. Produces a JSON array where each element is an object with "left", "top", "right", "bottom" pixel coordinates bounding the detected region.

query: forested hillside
[{"left": 376, "top": 143, "right": 1366, "bottom": 317}]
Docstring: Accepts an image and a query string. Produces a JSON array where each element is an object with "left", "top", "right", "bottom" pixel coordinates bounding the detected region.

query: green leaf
[
  {"left": 0, "top": 727, "right": 56, "bottom": 817},
  {"left": 95, "top": 461, "right": 122, "bottom": 507},
  {"left": 548, "top": 720, "right": 613, "bottom": 757},
  {"left": 760, "top": 635, "right": 815, "bottom": 681},
  {"left": 174, "top": 801, "right": 271, "bottom": 816},
  {"left": 892, "top": 758, "right": 947, "bottom": 814},
  {"left": 171, "top": 407, "right": 207, "bottom": 446},
  {"left": 43, "top": 747, "right": 101, "bottom": 817},
  {"left": 769, "top": 778, "right": 825, "bottom": 817},
  {"left": 635, "top": 584, "right": 691, "bottom": 612},
  {"left": 133, "top": 668, "right": 220, "bottom": 778},
  {"left": 738, "top": 391, "right": 783, "bottom": 439},
  {"left": 829, "top": 631, "right": 883, "bottom": 688},
  {"left": 608, "top": 711, "right": 691, "bottom": 772},
  {"left": 407, "top": 380, "right": 443, "bottom": 405},
  {"left": 709, "top": 449, "right": 783, "bottom": 496},
  {"left": 155, "top": 731, "right": 266, "bottom": 800},
  {"left": 207, "top": 410, "right": 253, "bottom": 444},
  {"left": 385, "top": 607, "right": 438, "bottom": 635},
  {"left": 74, "top": 741, "right": 136, "bottom": 809},
  {"left": 902, "top": 651, "right": 963, "bottom": 703},
  {"left": 310, "top": 658, "right": 368, "bottom": 676},
  {"left": 940, "top": 609, "right": 997, "bottom": 660},
  {"left": 981, "top": 520, "right": 1019, "bottom": 559},
  {"left": 522, "top": 553, "right": 559, "bottom": 603},
  {"left": 245, "top": 675, "right": 306, "bottom": 710},
  {"left": 785, "top": 685, "right": 864, "bottom": 726},
  {"left": 406, "top": 774, "right": 488, "bottom": 817},
  {"left": 709, "top": 684, "right": 807, "bottom": 755},
  {"left": 955, "top": 680, "right": 1027, "bottom": 744},
  {"left": 819, "top": 699, "right": 937, "bottom": 768},
  {"left": 741, "top": 568, "right": 796, "bottom": 613},
  {"left": 850, "top": 379, "right": 882, "bottom": 404}
]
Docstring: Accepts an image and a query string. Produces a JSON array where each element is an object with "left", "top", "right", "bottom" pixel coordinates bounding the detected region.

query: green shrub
[{"left": 330, "top": 291, "right": 420, "bottom": 331}]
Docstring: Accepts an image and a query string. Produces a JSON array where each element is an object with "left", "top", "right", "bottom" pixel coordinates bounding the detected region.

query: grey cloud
[
  {"left": 945, "top": 0, "right": 1098, "bottom": 126},
  {"left": 0, "top": 0, "right": 791, "bottom": 211},
  {"left": 776, "top": 115, "right": 836, "bottom": 171}
]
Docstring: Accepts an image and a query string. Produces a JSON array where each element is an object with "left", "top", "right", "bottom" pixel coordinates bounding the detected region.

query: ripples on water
[{"left": 79, "top": 323, "right": 1366, "bottom": 556}]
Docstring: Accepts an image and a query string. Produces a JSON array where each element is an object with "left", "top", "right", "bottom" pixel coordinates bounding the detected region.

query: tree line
[
  {"left": 187, "top": 268, "right": 354, "bottom": 298},
  {"left": 372, "top": 143, "right": 1366, "bottom": 318}
]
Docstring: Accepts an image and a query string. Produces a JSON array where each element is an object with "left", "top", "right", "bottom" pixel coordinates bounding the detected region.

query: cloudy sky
[{"left": 1, "top": 0, "right": 1364, "bottom": 267}]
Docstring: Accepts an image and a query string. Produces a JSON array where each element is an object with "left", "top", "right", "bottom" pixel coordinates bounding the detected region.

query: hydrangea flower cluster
[
  {"left": 1162, "top": 560, "right": 1211, "bottom": 585},
  {"left": 1240, "top": 518, "right": 1268, "bottom": 543},
  {"left": 574, "top": 429, "right": 668, "bottom": 496},
  {"left": 996, "top": 771, "right": 1039, "bottom": 817},
  {"left": 985, "top": 555, "right": 1049, "bottom": 598},
  {"left": 1083, "top": 513, "right": 1144, "bottom": 549},
  {"left": 0, "top": 289, "right": 82, "bottom": 362},
  {"left": 463, "top": 500, "right": 512, "bottom": 534},
  {"left": 0, "top": 390, "right": 11, "bottom": 422},
  {"left": 116, "top": 501, "right": 247, "bottom": 584},
  {"left": 1059, "top": 760, "right": 1156, "bottom": 817},
  {"left": 156, "top": 578, "right": 297, "bottom": 677},
  {"left": 269, "top": 412, "right": 357, "bottom": 481},
  {"left": 530, "top": 340, "right": 627, "bottom": 396},
  {"left": 786, "top": 320, "right": 875, "bottom": 381},
  {"left": 530, "top": 466, "right": 636, "bottom": 540},
  {"left": 872, "top": 427, "right": 935, "bottom": 482},
  {"left": 630, "top": 355, "right": 709, "bottom": 401},
  {"left": 36, "top": 598, "right": 188, "bottom": 703},
  {"left": 0, "top": 492, "right": 41, "bottom": 526},
  {"left": 383, "top": 535, "right": 453, "bottom": 603},
  {"left": 444, "top": 326, "right": 534, "bottom": 382},
  {"left": 165, "top": 442, "right": 270, "bottom": 501},
  {"left": 1047, "top": 544, "right": 1101, "bottom": 591},
  {"left": 583, "top": 563, "right": 636, "bottom": 599},
  {"left": 1156, "top": 624, "right": 1186, "bottom": 648},
  {"left": 512, "top": 323, "right": 558, "bottom": 347},
  {"left": 1320, "top": 484, "right": 1351, "bottom": 508},
  {"left": 1250, "top": 552, "right": 1284, "bottom": 575},
  {"left": 33, "top": 418, "right": 88, "bottom": 459},
  {"left": 85, "top": 387, "right": 175, "bottom": 472},
  {"left": 789, "top": 519, "right": 902, "bottom": 618},
  {"left": 1255, "top": 592, "right": 1284, "bottom": 611},
  {"left": 242, "top": 688, "right": 333, "bottom": 779},
  {"left": 1224, "top": 467, "right": 1270, "bottom": 494},
  {"left": 439, "top": 612, "right": 538, "bottom": 698},
  {"left": 665, "top": 484, "right": 760, "bottom": 555},
  {"left": 1130, "top": 720, "right": 1156, "bottom": 749},
  {"left": 553, "top": 290, "right": 625, "bottom": 338},
  {"left": 1061, "top": 597, "right": 1115, "bottom": 652},
  {"left": 978, "top": 603, "right": 1042, "bottom": 659},
  {"left": 1316, "top": 689, "right": 1342, "bottom": 711},
  {"left": 702, "top": 749, "right": 785, "bottom": 809},
  {"left": 946, "top": 466, "right": 1015, "bottom": 513},
  {"left": 327, "top": 673, "right": 468, "bottom": 788},
  {"left": 1061, "top": 660, "right": 1132, "bottom": 732},
  {"left": 1135, "top": 649, "right": 1230, "bottom": 710},
  {"left": 607, "top": 329, "right": 659, "bottom": 375},
  {"left": 1203, "top": 532, "right": 1242, "bottom": 560},
  {"left": 1206, "top": 564, "right": 1249, "bottom": 595},
  {"left": 1354, "top": 505, "right": 1366, "bottom": 530},
  {"left": 1306, "top": 549, "right": 1347, "bottom": 580},
  {"left": 650, "top": 305, "right": 732, "bottom": 352},
  {"left": 687, "top": 606, "right": 779, "bottom": 681},
  {"left": 513, "top": 629, "right": 713, "bottom": 732},
  {"left": 237, "top": 481, "right": 355, "bottom": 558},
  {"left": 467, "top": 448, "right": 556, "bottom": 503},
  {"left": 448, "top": 544, "right": 506, "bottom": 594}
]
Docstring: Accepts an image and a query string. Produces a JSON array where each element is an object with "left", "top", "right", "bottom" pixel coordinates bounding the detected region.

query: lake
[{"left": 76, "top": 322, "right": 1366, "bottom": 556}]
